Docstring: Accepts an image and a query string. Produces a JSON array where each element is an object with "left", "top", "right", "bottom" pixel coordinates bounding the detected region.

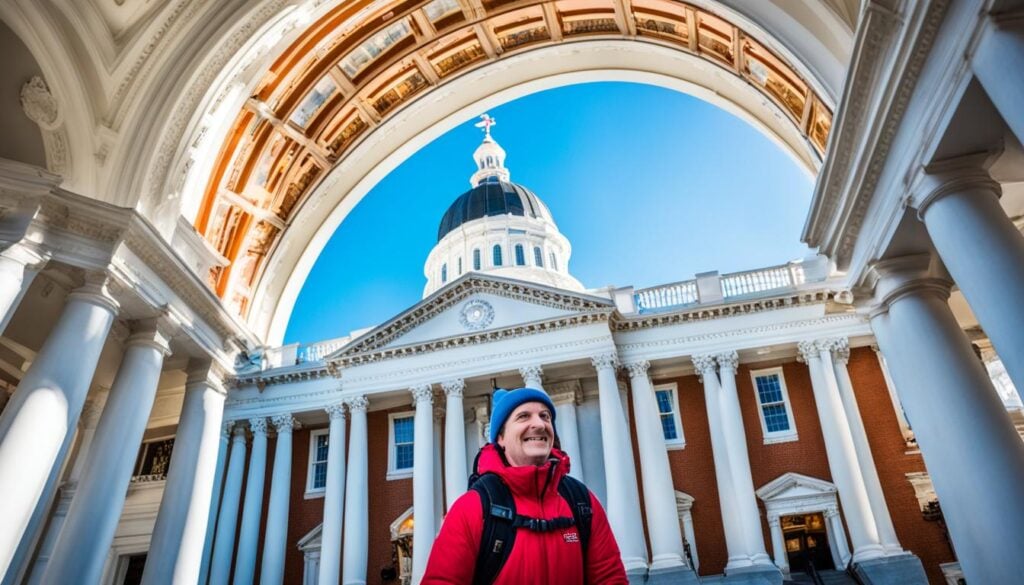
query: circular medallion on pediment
[{"left": 459, "top": 299, "right": 494, "bottom": 331}]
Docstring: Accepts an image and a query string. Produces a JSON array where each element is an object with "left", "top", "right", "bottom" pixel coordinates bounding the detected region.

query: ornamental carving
[
  {"left": 272, "top": 415, "right": 296, "bottom": 432},
  {"left": 20, "top": 77, "right": 60, "bottom": 130},
  {"left": 715, "top": 351, "right": 739, "bottom": 372},
  {"left": 518, "top": 365, "right": 544, "bottom": 384},
  {"left": 325, "top": 404, "right": 346, "bottom": 419},
  {"left": 459, "top": 298, "right": 494, "bottom": 331},
  {"left": 590, "top": 353, "right": 618, "bottom": 371},
  {"left": 345, "top": 395, "right": 369, "bottom": 412},
  {"left": 221, "top": 420, "right": 235, "bottom": 437},
  {"left": 691, "top": 354, "right": 718, "bottom": 374},
  {"left": 797, "top": 340, "right": 823, "bottom": 363},
  {"left": 410, "top": 384, "right": 434, "bottom": 404},
  {"left": 622, "top": 360, "right": 650, "bottom": 378},
  {"left": 231, "top": 424, "right": 248, "bottom": 440},
  {"left": 250, "top": 417, "right": 269, "bottom": 434},
  {"left": 441, "top": 379, "right": 465, "bottom": 397}
]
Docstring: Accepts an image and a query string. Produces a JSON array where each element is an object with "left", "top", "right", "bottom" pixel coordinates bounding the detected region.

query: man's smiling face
[{"left": 497, "top": 401, "right": 554, "bottom": 467}]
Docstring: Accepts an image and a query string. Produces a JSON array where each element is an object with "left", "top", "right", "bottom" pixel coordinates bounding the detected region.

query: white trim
[
  {"left": 749, "top": 366, "right": 799, "bottom": 444},
  {"left": 756, "top": 472, "right": 850, "bottom": 573},
  {"left": 305, "top": 428, "right": 330, "bottom": 498},
  {"left": 388, "top": 411, "right": 416, "bottom": 480},
  {"left": 653, "top": 382, "right": 686, "bottom": 449}
]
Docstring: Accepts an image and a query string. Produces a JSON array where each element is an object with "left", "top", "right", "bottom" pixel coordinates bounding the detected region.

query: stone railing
[
  {"left": 634, "top": 260, "right": 815, "bottom": 313},
  {"left": 298, "top": 337, "right": 349, "bottom": 363}
]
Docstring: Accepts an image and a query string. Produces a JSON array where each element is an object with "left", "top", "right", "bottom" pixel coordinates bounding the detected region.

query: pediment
[
  {"left": 297, "top": 523, "right": 322, "bottom": 551},
  {"left": 329, "top": 274, "right": 614, "bottom": 363},
  {"left": 756, "top": 472, "right": 837, "bottom": 502}
]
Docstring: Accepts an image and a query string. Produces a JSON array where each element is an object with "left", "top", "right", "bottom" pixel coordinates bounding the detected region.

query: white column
[
  {"left": 142, "top": 365, "right": 227, "bottom": 585},
  {"left": 916, "top": 169, "right": 1024, "bottom": 393},
  {"left": 0, "top": 274, "right": 118, "bottom": 577},
  {"left": 868, "top": 256, "right": 1024, "bottom": 584},
  {"left": 0, "top": 243, "right": 44, "bottom": 333},
  {"left": 825, "top": 506, "right": 851, "bottom": 567},
  {"left": 767, "top": 516, "right": 789, "bottom": 575},
  {"left": 550, "top": 391, "right": 585, "bottom": 481},
  {"left": 432, "top": 408, "right": 444, "bottom": 524},
  {"left": 43, "top": 323, "right": 171, "bottom": 585},
  {"left": 715, "top": 352, "right": 773, "bottom": 567},
  {"left": 342, "top": 396, "right": 369, "bottom": 585},
  {"left": 798, "top": 340, "right": 883, "bottom": 563},
  {"left": 692, "top": 354, "right": 748, "bottom": 569},
  {"left": 319, "top": 404, "right": 347, "bottom": 585},
  {"left": 198, "top": 422, "right": 231, "bottom": 585},
  {"left": 519, "top": 364, "right": 544, "bottom": 390},
  {"left": 233, "top": 417, "right": 269, "bottom": 585},
  {"left": 411, "top": 385, "right": 435, "bottom": 584},
  {"left": 831, "top": 342, "right": 902, "bottom": 554},
  {"left": 592, "top": 353, "right": 648, "bottom": 574},
  {"left": 624, "top": 360, "right": 687, "bottom": 572},
  {"left": 259, "top": 415, "right": 295, "bottom": 585},
  {"left": 209, "top": 424, "right": 248, "bottom": 585},
  {"left": 442, "top": 379, "right": 467, "bottom": 511},
  {"left": 973, "top": 12, "right": 1024, "bottom": 143}
]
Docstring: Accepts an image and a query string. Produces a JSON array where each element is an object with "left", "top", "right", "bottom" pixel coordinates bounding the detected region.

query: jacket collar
[{"left": 477, "top": 443, "right": 570, "bottom": 500}]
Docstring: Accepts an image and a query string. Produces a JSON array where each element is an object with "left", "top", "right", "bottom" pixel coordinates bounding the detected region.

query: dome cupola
[{"left": 423, "top": 115, "right": 583, "bottom": 297}]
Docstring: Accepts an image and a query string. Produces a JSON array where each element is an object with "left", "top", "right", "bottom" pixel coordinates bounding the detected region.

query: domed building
[{"left": 424, "top": 119, "right": 583, "bottom": 296}]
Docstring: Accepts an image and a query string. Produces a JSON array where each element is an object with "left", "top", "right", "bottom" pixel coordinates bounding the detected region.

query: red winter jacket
[{"left": 421, "top": 444, "right": 628, "bottom": 585}]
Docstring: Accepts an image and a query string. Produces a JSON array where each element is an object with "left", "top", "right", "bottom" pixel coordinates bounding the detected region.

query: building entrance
[{"left": 782, "top": 512, "right": 834, "bottom": 573}]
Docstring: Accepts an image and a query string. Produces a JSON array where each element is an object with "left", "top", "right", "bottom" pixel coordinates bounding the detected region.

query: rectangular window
[
  {"left": 306, "top": 429, "right": 330, "bottom": 496},
  {"left": 534, "top": 246, "right": 543, "bottom": 267},
  {"left": 514, "top": 244, "right": 526, "bottom": 266},
  {"left": 473, "top": 249, "right": 481, "bottom": 270},
  {"left": 133, "top": 437, "right": 175, "bottom": 480},
  {"left": 388, "top": 412, "right": 415, "bottom": 479},
  {"left": 458, "top": 257, "right": 463, "bottom": 275},
  {"left": 654, "top": 383, "right": 685, "bottom": 448},
  {"left": 549, "top": 252, "right": 558, "bottom": 271},
  {"left": 750, "top": 368, "right": 798, "bottom": 443}
]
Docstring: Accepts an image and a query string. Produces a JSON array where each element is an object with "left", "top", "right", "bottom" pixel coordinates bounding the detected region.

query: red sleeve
[
  {"left": 421, "top": 490, "right": 484, "bottom": 585},
  {"left": 585, "top": 492, "right": 629, "bottom": 584}
]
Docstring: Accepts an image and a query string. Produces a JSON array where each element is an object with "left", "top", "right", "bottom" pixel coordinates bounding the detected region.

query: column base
[
  {"left": 626, "top": 564, "right": 648, "bottom": 585},
  {"left": 852, "top": 553, "right": 928, "bottom": 585},
  {"left": 646, "top": 564, "right": 700, "bottom": 585}
]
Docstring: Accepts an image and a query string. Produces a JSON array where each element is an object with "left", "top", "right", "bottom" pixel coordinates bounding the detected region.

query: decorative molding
[
  {"left": 441, "top": 379, "right": 465, "bottom": 397},
  {"left": 796, "top": 339, "right": 822, "bottom": 363},
  {"left": 20, "top": 76, "right": 69, "bottom": 175},
  {"left": 221, "top": 420, "right": 235, "bottom": 438},
  {"left": 691, "top": 354, "right": 717, "bottom": 375},
  {"left": 590, "top": 353, "right": 618, "bottom": 371},
  {"left": 271, "top": 414, "right": 296, "bottom": 433},
  {"left": 459, "top": 298, "right": 495, "bottom": 331},
  {"left": 518, "top": 364, "right": 543, "bottom": 384},
  {"left": 325, "top": 403, "right": 346, "bottom": 420},
  {"left": 231, "top": 423, "right": 248, "bottom": 440}
]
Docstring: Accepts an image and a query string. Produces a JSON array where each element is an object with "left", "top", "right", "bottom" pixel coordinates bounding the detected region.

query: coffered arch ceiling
[{"left": 172, "top": 0, "right": 854, "bottom": 343}]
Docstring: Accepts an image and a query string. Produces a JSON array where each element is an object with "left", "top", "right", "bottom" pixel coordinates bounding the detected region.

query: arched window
[
  {"left": 492, "top": 244, "right": 503, "bottom": 266},
  {"left": 514, "top": 244, "right": 526, "bottom": 266},
  {"left": 549, "top": 252, "right": 558, "bottom": 272},
  {"left": 441, "top": 263, "right": 447, "bottom": 283},
  {"left": 473, "top": 249, "right": 481, "bottom": 270},
  {"left": 457, "top": 257, "right": 463, "bottom": 275},
  {"left": 534, "top": 246, "right": 543, "bottom": 267}
]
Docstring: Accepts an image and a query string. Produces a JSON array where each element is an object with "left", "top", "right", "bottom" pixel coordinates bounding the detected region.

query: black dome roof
[{"left": 437, "top": 177, "right": 550, "bottom": 241}]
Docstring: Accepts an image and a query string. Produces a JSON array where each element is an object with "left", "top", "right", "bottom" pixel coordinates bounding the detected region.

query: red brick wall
[{"left": 284, "top": 428, "right": 326, "bottom": 584}]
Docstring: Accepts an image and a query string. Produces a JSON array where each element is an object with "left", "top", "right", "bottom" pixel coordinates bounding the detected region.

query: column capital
[
  {"left": 691, "top": 353, "right": 717, "bottom": 375},
  {"left": 249, "top": 417, "right": 269, "bottom": 435},
  {"left": 715, "top": 351, "right": 739, "bottom": 372},
  {"left": 441, "top": 379, "right": 465, "bottom": 397},
  {"left": 518, "top": 364, "right": 543, "bottom": 383},
  {"left": 622, "top": 360, "right": 650, "bottom": 379},
  {"left": 865, "top": 254, "right": 953, "bottom": 311},
  {"left": 125, "top": 317, "right": 174, "bottom": 356},
  {"left": 824, "top": 505, "right": 840, "bottom": 519},
  {"left": 221, "top": 420, "right": 235, "bottom": 438},
  {"left": 68, "top": 271, "right": 120, "bottom": 314},
  {"left": 797, "top": 340, "right": 828, "bottom": 363},
  {"left": 186, "top": 360, "right": 228, "bottom": 395},
  {"left": 325, "top": 403, "right": 346, "bottom": 420},
  {"left": 344, "top": 395, "right": 369, "bottom": 412},
  {"left": 829, "top": 338, "right": 851, "bottom": 364},
  {"left": 410, "top": 384, "right": 433, "bottom": 405},
  {"left": 550, "top": 390, "right": 581, "bottom": 406},
  {"left": 914, "top": 162, "right": 1001, "bottom": 221},
  {"left": 271, "top": 415, "right": 297, "bottom": 434},
  {"left": 767, "top": 516, "right": 781, "bottom": 528},
  {"left": 230, "top": 422, "right": 248, "bottom": 442},
  {"left": 591, "top": 352, "right": 618, "bottom": 371}
]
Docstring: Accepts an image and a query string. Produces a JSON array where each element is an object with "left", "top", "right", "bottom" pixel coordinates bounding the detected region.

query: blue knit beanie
[{"left": 489, "top": 387, "right": 557, "bottom": 444}]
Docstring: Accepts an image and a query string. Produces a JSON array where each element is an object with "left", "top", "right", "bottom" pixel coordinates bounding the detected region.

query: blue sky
[{"left": 284, "top": 82, "right": 814, "bottom": 344}]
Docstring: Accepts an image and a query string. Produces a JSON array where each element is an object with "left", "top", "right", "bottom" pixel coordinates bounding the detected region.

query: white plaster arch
[{"left": 252, "top": 40, "right": 827, "bottom": 344}]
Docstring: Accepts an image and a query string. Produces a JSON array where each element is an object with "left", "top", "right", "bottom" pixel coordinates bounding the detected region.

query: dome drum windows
[
  {"left": 441, "top": 263, "right": 447, "bottom": 283},
  {"left": 492, "top": 244, "right": 503, "bottom": 266},
  {"left": 534, "top": 246, "right": 543, "bottom": 267},
  {"left": 549, "top": 252, "right": 558, "bottom": 272},
  {"left": 473, "top": 248, "right": 481, "bottom": 270},
  {"left": 514, "top": 244, "right": 526, "bottom": 266}
]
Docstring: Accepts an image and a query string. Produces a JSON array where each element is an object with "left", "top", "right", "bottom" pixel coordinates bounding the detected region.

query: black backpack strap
[
  {"left": 558, "top": 475, "right": 594, "bottom": 578},
  {"left": 471, "top": 473, "right": 517, "bottom": 585}
]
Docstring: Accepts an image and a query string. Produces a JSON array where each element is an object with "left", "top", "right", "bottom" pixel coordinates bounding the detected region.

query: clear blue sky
[{"left": 284, "top": 82, "right": 814, "bottom": 344}]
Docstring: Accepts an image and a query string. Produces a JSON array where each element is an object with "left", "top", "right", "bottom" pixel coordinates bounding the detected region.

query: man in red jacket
[{"left": 422, "top": 387, "right": 628, "bottom": 584}]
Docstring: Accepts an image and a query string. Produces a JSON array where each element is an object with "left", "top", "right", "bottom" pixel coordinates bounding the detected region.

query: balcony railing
[
  {"left": 721, "top": 264, "right": 805, "bottom": 298},
  {"left": 635, "top": 261, "right": 810, "bottom": 313},
  {"left": 635, "top": 280, "right": 699, "bottom": 312}
]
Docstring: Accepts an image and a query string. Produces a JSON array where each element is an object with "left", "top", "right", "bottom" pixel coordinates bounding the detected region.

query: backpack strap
[
  {"left": 557, "top": 475, "right": 594, "bottom": 580},
  {"left": 471, "top": 473, "right": 517, "bottom": 585}
]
